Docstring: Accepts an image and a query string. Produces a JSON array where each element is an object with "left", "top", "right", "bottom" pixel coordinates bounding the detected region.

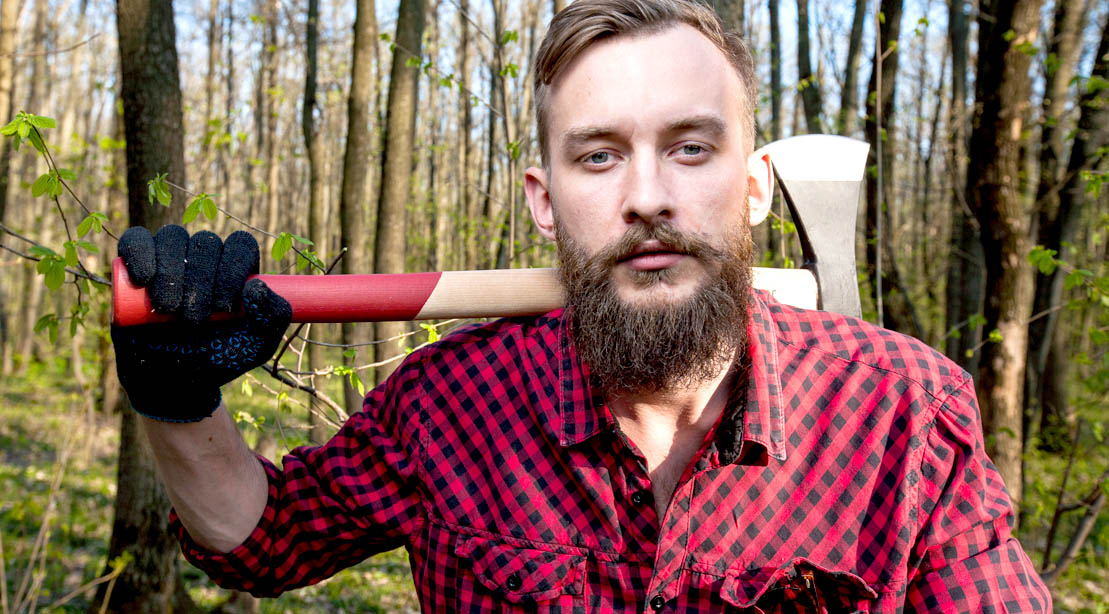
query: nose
[{"left": 621, "top": 155, "right": 672, "bottom": 224}]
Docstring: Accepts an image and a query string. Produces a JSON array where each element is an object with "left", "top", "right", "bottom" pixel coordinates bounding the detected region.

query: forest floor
[{"left": 0, "top": 357, "right": 1105, "bottom": 613}]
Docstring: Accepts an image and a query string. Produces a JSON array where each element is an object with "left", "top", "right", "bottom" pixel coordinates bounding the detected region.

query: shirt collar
[{"left": 554, "top": 291, "right": 787, "bottom": 464}]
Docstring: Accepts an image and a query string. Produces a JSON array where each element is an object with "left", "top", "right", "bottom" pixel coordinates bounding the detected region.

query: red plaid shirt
[{"left": 174, "top": 291, "right": 1051, "bottom": 612}]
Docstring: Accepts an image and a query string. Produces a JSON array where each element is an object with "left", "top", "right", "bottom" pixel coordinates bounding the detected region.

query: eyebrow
[{"left": 559, "top": 114, "right": 729, "bottom": 154}]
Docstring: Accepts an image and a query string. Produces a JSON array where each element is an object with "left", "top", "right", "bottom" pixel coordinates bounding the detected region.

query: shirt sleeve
[
  {"left": 906, "top": 375, "right": 1052, "bottom": 613},
  {"left": 171, "top": 350, "right": 428, "bottom": 598}
]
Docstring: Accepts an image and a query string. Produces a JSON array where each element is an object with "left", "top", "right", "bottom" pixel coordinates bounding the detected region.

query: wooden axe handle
[{"left": 111, "top": 257, "right": 818, "bottom": 327}]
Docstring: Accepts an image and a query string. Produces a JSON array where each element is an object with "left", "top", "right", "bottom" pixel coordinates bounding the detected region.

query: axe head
[{"left": 762, "top": 135, "right": 870, "bottom": 319}]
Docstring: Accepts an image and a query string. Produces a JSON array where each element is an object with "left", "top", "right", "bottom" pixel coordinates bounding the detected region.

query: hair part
[{"left": 533, "top": 0, "right": 757, "bottom": 166}]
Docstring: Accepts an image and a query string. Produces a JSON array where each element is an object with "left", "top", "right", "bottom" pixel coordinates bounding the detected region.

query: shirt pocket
[
  {"left": 454, "top": 533, "right": 587, "bottom": 607},
  {"left": 718, "top": 558, "right": 878, "bottom": 614}
]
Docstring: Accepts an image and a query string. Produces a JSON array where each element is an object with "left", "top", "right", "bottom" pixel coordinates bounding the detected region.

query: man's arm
[
  {"left": 907, "top": 376, "right": 1051, "bottom": 612},
  {"left": 141, "top": 406, "right": 268, "bottom": 553}
]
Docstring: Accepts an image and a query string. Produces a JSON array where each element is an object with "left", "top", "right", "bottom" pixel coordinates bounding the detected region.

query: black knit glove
[{"left": 110, "top": 225, "right": 292, "bottom": 422}]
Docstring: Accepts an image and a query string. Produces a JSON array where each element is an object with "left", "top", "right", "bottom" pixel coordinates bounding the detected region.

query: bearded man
[{"left": 110, "top": 0, "right": 1050, "bottom": 611}]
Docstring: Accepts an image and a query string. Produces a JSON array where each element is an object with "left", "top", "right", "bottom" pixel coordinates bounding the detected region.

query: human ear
[
  {"left": 525, "top": 166, "right": 558, "bottom": 242},
  {"left": 746, "top": 148, "right": 773, "bottom": 226}
]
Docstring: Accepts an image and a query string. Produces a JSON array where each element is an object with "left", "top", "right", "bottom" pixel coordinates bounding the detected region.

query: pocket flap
[
  {"left": 455, "top": 534, "right": 586, "bottom": 603},
  {"left": 720, "top": 558, "right": 878, "bottom": 612}
]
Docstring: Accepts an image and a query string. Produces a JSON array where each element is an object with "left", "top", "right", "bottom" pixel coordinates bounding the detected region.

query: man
[{"left": 111, "top": 0, "right": 1051, "bottom": 611}]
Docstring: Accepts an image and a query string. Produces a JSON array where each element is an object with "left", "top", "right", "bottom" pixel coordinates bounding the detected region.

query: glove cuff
[{"left": 127, "top": 388, "right": 223, "bottom": 423}]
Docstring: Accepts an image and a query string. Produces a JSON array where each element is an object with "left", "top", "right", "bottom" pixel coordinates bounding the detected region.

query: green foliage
[
  {"left": 0, "top": 111, "right": 54, "bottom": 153},
  {"left": 147, "top": 172, "right": 172, "bottom": 206},
  {"left": 182, "top": 192, "right": 219, "bottom": 224}
]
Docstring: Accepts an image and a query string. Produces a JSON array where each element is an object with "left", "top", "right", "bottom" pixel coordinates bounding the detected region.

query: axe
[{"left": 112, "top": 135, "right": 869, "bottom": 327}]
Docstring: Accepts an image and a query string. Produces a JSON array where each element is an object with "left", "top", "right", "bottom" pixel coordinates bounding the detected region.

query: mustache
[{"left": 592, "top": 222, "right": 730, "bottom": 268}]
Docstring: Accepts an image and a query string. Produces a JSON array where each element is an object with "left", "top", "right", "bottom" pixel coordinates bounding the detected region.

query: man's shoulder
[
  {"left": 405, "top": 310, "right": 564, "bottom": 376},
  {"left": 759, "top": 294, "right": 969, "bottom": 400}
]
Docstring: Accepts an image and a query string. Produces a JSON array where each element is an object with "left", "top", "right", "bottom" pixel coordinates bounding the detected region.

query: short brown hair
[{"left": 533, "top": 0, "right": 757, "bottom": 165}]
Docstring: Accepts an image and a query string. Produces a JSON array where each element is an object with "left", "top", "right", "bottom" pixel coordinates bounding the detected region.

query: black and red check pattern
[{"left": 174, "top": 291, "right": 1050, "bottom": 612}]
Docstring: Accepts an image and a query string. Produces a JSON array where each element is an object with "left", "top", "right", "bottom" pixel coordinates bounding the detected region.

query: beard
[{"left": 556, "top": 216, "right": 755, "bottom": 396}]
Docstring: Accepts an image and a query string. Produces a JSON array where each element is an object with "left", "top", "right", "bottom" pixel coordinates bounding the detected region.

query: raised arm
[{"left": 110, "top": 224, "right": 291, "bottom": 552}]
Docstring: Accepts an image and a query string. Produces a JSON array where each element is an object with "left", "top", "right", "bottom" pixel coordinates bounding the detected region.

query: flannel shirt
[{"left": 174, "top": 291, "right": 1051, "bottom": 612}]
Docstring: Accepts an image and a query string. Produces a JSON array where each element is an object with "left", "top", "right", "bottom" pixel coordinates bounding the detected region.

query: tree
[
  {"left": 795, "top": 0, "right": 823, "bottom": 133},
  {"left": 303, "top": 0, "right": 328, "bottom": 444},
  {"left": 942, "top": 0, "right": 982, "bottom": 373},
  {"left": 966, "top": 0, "right": 1045, "bottom": 512},
  {"left": 339, "top": 0, "right": 377, "bottom": 414},
  {"left": 836, "top": 0, "right": 867, "bottom": 135},
  {"left": 0, "top": 0, "right": 20, "bottom": 376},
  {"left": 768, "top": 0, "right": 782, "bottom": 141},
  {"left": 98, "top": 0, "right": 199, "bottom": 611},
  {"left": 373, "top": 0, "right": 426, "bottom": 382},
  {"left": 864, "top": 0, "right": 922, "bottom": 338},
  {"left": 1028, "top": 6, "right": 1108, "bottom": 452}
]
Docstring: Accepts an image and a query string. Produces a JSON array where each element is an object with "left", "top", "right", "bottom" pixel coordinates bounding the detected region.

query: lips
[{"left": 619, "top": 241, "right": 687, "bottom": 271}]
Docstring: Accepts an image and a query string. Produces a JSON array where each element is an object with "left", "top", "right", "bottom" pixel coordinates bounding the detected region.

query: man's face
[{"left": 525, "top": 24, "right": 772, "bottom": 393}]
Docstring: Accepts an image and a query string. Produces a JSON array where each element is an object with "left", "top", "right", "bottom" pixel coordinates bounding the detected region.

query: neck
[{"left": 606, "top": 358, "right": 736, "bottom": 433}]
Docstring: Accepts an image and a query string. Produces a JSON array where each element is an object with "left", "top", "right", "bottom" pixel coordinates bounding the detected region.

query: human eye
[
  {"left": 674, "top": 143, "right": 710, "bottom": 162},
  {"left": 579, "top": 150, "right": 616, "bottom": 169}
]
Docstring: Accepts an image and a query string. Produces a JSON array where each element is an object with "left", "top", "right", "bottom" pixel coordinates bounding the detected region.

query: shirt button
[
  {"left": 631, "top": 490, "right": 651, "bottom": 506},
  {"left": 505, "top": 574, "right": 522, "bottom": 591},
  {"left": 650, "top": 595, "right": 666, "bottom": 610}
]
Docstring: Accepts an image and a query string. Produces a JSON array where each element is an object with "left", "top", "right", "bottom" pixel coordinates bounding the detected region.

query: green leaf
[
  {"left": 988, "top": 328, "right": 1004, "bottom": 344},
  {"left": 501, "top": 29, "right": 518, "bottom": 45},
  {"left": 28, "top": 115, "right": 55, "bottom": 129},
  {"left": 292, "top": 234, "right": 313, "bottom": 246},
  {"left": 405, "top": 55, "right": 421, "bottom": 68},
  {"left": 1091, "top": 327, "right": 1109, "bottom": 345},
  {"left": 201, "top": 197, "right": 217, "bottom": 220},
  {"left": 31, "top": 173, "right": 51, "bottom": 197},
  {"left": 241, "top": 379, "right": 253, "bottom": 397},
  {"left": 182, "top": 201, "right": 201, "bottom": 224},
  {"left": 343, "top": 349, "right": 356, "bottom": 359},
  {"left": 34, "top": 313, "right": 57, "bottom": 334},
  {"left": 27, "top": 129, "right": 46, "bottom": 153},
  {"left": 56, "top": 168, "right": 77, "bottom": 181},
  {"left": 45, "top": 260, "right": 66, "bottom": 289},
  {"left": 76, "top": 240, "right": 97, "bottom": 252},
  {"left": 29, "top": 245, "right": 57, "bottom": 259},
  {"left": 1027, "top": 245, "right": 1058, "bottom": 274},
  {"left": 1065, "top": 269, "right": 1092, "bottom": 291},
  {"left": 420, "top": 323, "right": 440, "bottom": 343},
  {"left": 0, "top": 118, "right": 19, "bottom": 135},
  {"left": 64, "top": 242, "right": 78, "bottom": 267},
  {"left": 271, "top": 232, "right": 293, "bottom": 261},
  {"left": 147, "top": 173, "right": 171, "bottom": 206}
]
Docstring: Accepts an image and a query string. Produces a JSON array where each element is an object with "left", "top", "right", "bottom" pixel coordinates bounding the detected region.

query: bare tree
[
  {"left": 373, "top": 0, "right": 426, "bottom": 381},
  {"left": 339, "top": 0, "right": 377, "bottom": 414},
  {"left": 837, "top": 0, "right": 867, "bottom": 135},
  {"left": 98, "top": 0, "right": 200, "bottom": 611},
  {"left": 966, "top": 0, "right": 1046, "bottom": 511},
  {"left": 795, "top": 0, "right": 823, "bottom": 133}
]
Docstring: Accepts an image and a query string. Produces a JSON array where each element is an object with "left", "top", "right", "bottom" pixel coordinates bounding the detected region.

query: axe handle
[
  {"left": 111, "top": 257, "right": 566, "bottom": 326},
  {"left": 111, "top": 257, "right": 818, "bottom": 327}
]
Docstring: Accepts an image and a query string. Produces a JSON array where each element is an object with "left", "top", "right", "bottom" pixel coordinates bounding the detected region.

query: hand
[{"left": 110, "top": 224, "right": 292, "bottom": 422}]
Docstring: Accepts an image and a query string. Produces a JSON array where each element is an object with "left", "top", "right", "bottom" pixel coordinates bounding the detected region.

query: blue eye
[
  {"left": 588, "top": 152, "right": 609, "bottom": 164},
  {"left": 681, "top": 144, "right": 704, "bottom": 156}
]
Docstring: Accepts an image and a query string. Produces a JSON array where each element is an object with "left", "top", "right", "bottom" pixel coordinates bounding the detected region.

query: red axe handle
[{"left": 111, "top": 257, "right": 565, "bottom": 327}]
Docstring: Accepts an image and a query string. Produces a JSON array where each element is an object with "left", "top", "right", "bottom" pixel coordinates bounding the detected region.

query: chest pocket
[
  {"left": 719, "top": 559, "right": 878, "bottom": 614},
  {"left": 454, "top": 533, "right": 587, "bottom": 608}
]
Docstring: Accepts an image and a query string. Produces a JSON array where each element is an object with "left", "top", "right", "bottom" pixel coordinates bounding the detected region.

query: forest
[{"left": 0, "top": 0, "right": 1106, "bottom": 611}]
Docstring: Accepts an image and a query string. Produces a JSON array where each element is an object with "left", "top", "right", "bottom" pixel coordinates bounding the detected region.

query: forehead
[{"left": 546, "top": 24, "right": 745, "bottom": 148}]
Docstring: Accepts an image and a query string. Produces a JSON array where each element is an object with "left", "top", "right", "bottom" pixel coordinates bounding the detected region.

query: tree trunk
[
  {"left": 0, "top": 0, "right": 19, "bottom": 377},
  {"left": 837, "top": 0, "right": 867, "bottom": 136},
  {"left": 303, "top": 0, "right": 328, "bottom": 444},
  {"left": 943, "top": 0, "right": 982, "bottom": 373},
  {"left": 99, "top": 0, "right": 198, "bottom": 611},
  {"left": 456, "top": 0, "right": 475, "bottom": 270},
  {"left": 795, "top": 0, "right": 823, "bottom": 133},
  {"left": 373, "top": 0, "right": 425, "bottom": 383},
  {"left": 1025, "top": 0, "right": 1094, "bottom": 452},
  {"left": 863, "top": 0, "right": 921, "bottom": 337},
  {"left": 768, "top": 0, "right": 782, "bottom": 141},
  {"left": 1030, "top": 10, "right": 1109, "bottom": 453},
  {"left": 967, "top": 0, "right": 1045, "bottom": 514},
  {"left": 339, "top": 0, "right": 377, "bottom": 413}
]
